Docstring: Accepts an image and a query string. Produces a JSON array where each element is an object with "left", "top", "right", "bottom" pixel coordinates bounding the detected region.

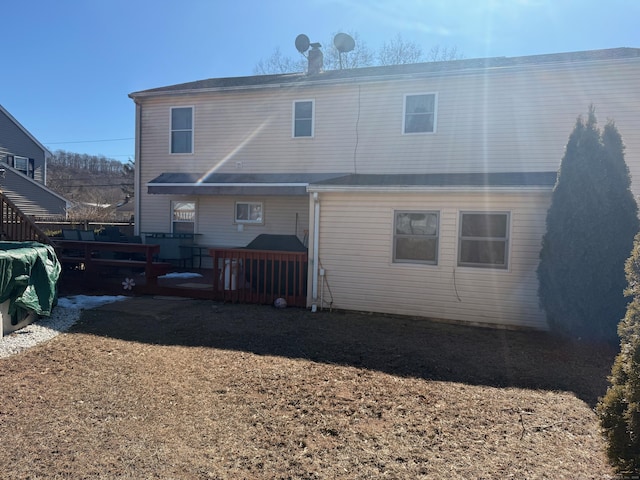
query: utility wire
[{"left": 45, "top": 137, "right": 134, "bottom": 145}]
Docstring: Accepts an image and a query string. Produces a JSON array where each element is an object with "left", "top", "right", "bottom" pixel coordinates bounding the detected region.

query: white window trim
[
  {"left": 392, "top": 210, "right": 440, "bottom": 265},
  {"left": 13, "top": 155, "right": 29, "bottom": 174},
  {"left": 292, "top": 99, "right": 315, "bottom": 138},
  {"left": 169, "top": 106, "right": 194, "bottom": 154},
  {"left": 402, "top": 92, "right": 438, "bottom": 135},
  {"left": 235, "top": 201, "right": 264, "bottom": 224},
  {"left": 171, "top": 200, "right": 197, "bottom": 233},
  {"left": 457, "top": 211, "right": 510, "bottom": 269}
]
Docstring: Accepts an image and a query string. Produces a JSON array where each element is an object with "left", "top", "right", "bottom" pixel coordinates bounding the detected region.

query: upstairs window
[
  {"left": 171, "top": 107, "right": 193, "bottom": 153},
  {"left": 393, "top": 211, "right": 439, "bottom": 264},
  {"left": 172, "top": 201, "right": 196, "bottom": 233},
  {"left": 458, "top": 212, "right": 510, "bottom": 269},
  {"left": 403, "top": 93, "right": 437, "bottom": 134},
  {"left": 6, "top": 155, "right": 34, "bottom": 178},
  {"left": 14, "top": 156, "right": 29, "bottom": 174},
  {"left": 293, "top": 100, "right": 314, "bottom": 138}
]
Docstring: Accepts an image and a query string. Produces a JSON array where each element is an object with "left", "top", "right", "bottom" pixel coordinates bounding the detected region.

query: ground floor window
[
  {"left": 235, "top": 201, "right": 263, "bottom": 224},
  {"left": 458, "top": 212, "right": 509, "bottom": 268},
  {"left": 393, "top": 211, "right": 439, "bottom": 264},
  {"left": 172, "top": 201, "right": 196, "bottom": 233}
]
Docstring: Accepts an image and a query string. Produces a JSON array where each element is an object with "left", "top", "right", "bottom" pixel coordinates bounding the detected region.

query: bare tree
[
  {"left": 377, "top": 34, "right": 424, "bottom": 65},
  {"left": 253, "top": 47, "right": 306, "bottom": 75},
  {"left": 426, "top": 45, "right": 463, "bottom": 62},
  {"left": 254, "top": 33, "right": 463, "bottom": 74}
]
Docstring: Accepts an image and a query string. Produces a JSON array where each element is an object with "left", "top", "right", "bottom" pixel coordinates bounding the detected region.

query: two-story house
[
  {"left": 129, "top": 47, "right": 640, "bottom": 330},
  {"left": 0, "top": 105, "right": 68, "bottom": 217}
]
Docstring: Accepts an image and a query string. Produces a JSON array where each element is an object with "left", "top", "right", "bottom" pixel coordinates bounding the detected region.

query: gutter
[
  {"left": 147, "top": 182, "right": 310, "bottom": 188},
  {"left": 306, "top": 185, "right": 554, "bottom": 194},
  {"left": 133, "top": 101, "right": 142, "bottom": 236},
  {"left": 311, "top": 192, "right": 320, "bottom": 312}
]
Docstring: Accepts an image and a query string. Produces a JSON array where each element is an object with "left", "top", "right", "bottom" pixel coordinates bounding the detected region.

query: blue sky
[{"left": 2, "top": 0, "right": 639, "bottom": 161}]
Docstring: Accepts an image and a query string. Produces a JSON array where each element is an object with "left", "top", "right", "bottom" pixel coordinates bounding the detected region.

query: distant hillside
[{"left": 46, "top": 150, "right": 133, "bottom": 215}]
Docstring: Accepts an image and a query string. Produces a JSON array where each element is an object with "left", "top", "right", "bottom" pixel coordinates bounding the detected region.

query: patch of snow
[{"left": 158, "top": 272, "right": 203, "bottom": 279}]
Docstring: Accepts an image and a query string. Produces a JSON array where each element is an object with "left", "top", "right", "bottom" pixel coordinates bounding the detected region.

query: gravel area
[{"left": 0, "top": 295, "right": 127, "bottom": 358}]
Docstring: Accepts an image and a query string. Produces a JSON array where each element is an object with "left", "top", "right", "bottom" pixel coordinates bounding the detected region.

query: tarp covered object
[{"left": 0, "top": 241, "right": 61, "bottom": 317}]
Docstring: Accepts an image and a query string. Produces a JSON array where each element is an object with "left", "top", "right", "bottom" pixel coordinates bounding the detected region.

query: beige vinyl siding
[
  {"left": 139, "top": 194, "right": 308, "bottom": 266},
  {"left": 314, "top": 191, "right": 550, "bottom": 330},
  {"left": 137, "top": 58, "right": 640, "bottom": 194}
]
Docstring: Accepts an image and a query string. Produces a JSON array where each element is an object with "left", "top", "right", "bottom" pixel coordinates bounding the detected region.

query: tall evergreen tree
[
  {"left": 598, "top": 232, "right": 640, "bottom": 472},
  {"left": 537, "top": 106, "right": 639, "bottom": 341}
]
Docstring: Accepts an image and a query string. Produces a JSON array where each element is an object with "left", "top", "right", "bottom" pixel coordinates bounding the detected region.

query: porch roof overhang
[
  {"left": 147, "top": 172, "right": 349, "bottom": 196},
  {"left": 306, "top": 171, "right": 558, "bottom": 193}
]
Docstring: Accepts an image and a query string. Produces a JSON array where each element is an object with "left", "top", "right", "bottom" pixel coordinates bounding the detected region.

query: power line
[
  {"left": 45, "top": 137, "right": 134, "bottom": 145},
  {"left": 55, "top": 183, "right": 134, "bottom": 187}
]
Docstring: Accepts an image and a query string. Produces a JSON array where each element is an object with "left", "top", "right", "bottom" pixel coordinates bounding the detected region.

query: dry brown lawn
[{"left": 0, "top": 297, "right": 618, "bottom": 479}]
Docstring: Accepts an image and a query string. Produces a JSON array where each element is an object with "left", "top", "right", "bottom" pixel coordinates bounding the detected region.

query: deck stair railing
[
  {"left": 210, "top": 248, "right": 308, "bottom": 307},
  {"left": 0, "top": 192, "right": 53, "bottom": 245}
]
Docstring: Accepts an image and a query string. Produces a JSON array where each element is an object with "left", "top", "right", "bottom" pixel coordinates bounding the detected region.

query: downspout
[
  {"left": 311, "top": 191, "right": 320, "bottom": 312},
  {"left": 133, "top": 100, "right": 142, "bottom": 236}
]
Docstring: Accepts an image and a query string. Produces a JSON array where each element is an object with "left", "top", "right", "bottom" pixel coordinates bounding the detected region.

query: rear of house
[{"left": 130, "top": 48, "right": 640, "bottom": 330}]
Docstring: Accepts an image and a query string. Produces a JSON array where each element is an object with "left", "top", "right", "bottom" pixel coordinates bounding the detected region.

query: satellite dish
[
  {"left": 295, "top": 34, "right": 310, "bottom": 54},
  {"left": 334, "top": 33, "right": 355, "bottom": 53}
]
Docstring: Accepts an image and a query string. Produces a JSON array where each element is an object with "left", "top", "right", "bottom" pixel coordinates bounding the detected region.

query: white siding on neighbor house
[
  {"left": 312, "top": 190, "right": 551, "bottom": 330},
  {"left": 136, "top": 57, "right": 640, "bottom": 193}
]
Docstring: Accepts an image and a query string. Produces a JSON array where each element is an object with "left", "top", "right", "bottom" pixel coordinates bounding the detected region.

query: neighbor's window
[
  {"left": 293, "top": 100, "right": 314, "bottom": 137},
  {"left": 403, "top": 93, "right": 437, "bottom": 134},
  {"left": 235, "top": 201, "right": 263, "bottom": 224},
  {"left": 172, "top": 201, "right": 196, "bottom": 233},
  {"left": 13, "top": 156, "right": 29, "bottom": 174},
  {"left": 458, "top": 212, "right": 509, "bottom": 269},
  {"left": 6, "top": 155, "right": 33, "bottom": 177},
  {"left": 393, "top": 211, "right": 439, "bottom": 264},
  {"left": 170, "top": 107, "right": 193, "bottom": 153}
]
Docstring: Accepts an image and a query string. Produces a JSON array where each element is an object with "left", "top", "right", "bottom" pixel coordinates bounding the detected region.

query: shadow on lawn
[{"left": 73, "top": 299, "right": 618, "bottom": 408}]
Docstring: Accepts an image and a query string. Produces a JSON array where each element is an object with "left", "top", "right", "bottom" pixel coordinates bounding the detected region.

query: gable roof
[
  {"left": 130, "top": 48, "right": 640, "bottom": 98},
  {"left": 0, "top": 104, "right": 52, "bottom": 157}
]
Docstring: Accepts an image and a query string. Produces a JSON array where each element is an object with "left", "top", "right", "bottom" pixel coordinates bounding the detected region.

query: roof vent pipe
[{"left": 308, "top": 43, "right": 323, "bottom": 75}]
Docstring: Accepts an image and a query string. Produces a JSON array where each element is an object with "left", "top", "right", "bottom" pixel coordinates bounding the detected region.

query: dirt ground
[{"left": 0, "top": 296, "right": 618, "bottom": 479}]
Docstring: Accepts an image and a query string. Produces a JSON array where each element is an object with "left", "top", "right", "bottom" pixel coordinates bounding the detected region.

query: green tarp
[{"left": 0, "top": 241, "right": 61, "bottom": 317}]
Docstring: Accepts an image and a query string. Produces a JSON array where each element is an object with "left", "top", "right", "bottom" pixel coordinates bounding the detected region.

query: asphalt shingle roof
[{"left": 130, "top": 48, "right": 640, "bottom": 97}]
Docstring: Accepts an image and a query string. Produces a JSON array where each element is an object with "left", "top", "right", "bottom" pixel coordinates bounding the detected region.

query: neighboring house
[
  {"left": 129, "top": 47, "right": 640, "bottom": 330},
  {"left": 0, "top": 104, "right": 69, "bottom": 217}
]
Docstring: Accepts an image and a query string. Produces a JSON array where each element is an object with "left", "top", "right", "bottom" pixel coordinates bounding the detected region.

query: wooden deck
[
  {"left": 57, "top": 247, "right": 309, "bottom": 307},
  {"left": 54, "top": 240, "right": 172, "bottom": 287}
]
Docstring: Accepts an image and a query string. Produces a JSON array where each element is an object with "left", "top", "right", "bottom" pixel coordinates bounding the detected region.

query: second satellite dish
[
  {"left": 334, "top": 33, "right": 355, "bottom": 53},
  {"left": 295, "top": 34, "right": 310, "bottom": 54}
]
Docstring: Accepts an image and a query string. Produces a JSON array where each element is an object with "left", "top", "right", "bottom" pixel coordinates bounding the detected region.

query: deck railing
[
  {"left": 0, "top": 193, "right": 52, "bottom": 245},
  {"left": 209, "top": 248, "right": 308, "bottom": 307}
]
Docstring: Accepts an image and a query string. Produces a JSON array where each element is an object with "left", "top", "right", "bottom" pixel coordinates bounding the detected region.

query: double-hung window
[
  {"left": 235, "top": 201, "right": 263, "bottom": 224},
  {"left": 293, "top": 100, "right": 314, "bottom": 138},
  {"left": 172, "top": 201, "right": 196, "bottom": 233},
  {"left": 13, "top": 156, "right": 30, "bottom": 175},
  {"left": 458, "top": 212, "right": 510, "bottom": 269},
  {"left": 403, "top": 93, "right": 437, "bottom": 134},
  {"left": 393, "top": 211, "right": 439, "bottom": 264},
  {"left": 171, "top": 107, "right": 193, "bottom": 154}
]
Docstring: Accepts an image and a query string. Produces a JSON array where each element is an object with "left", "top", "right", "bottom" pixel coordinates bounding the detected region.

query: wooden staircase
[{"left": 0, "top": 192, "right": 52, "bottom": 245}]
